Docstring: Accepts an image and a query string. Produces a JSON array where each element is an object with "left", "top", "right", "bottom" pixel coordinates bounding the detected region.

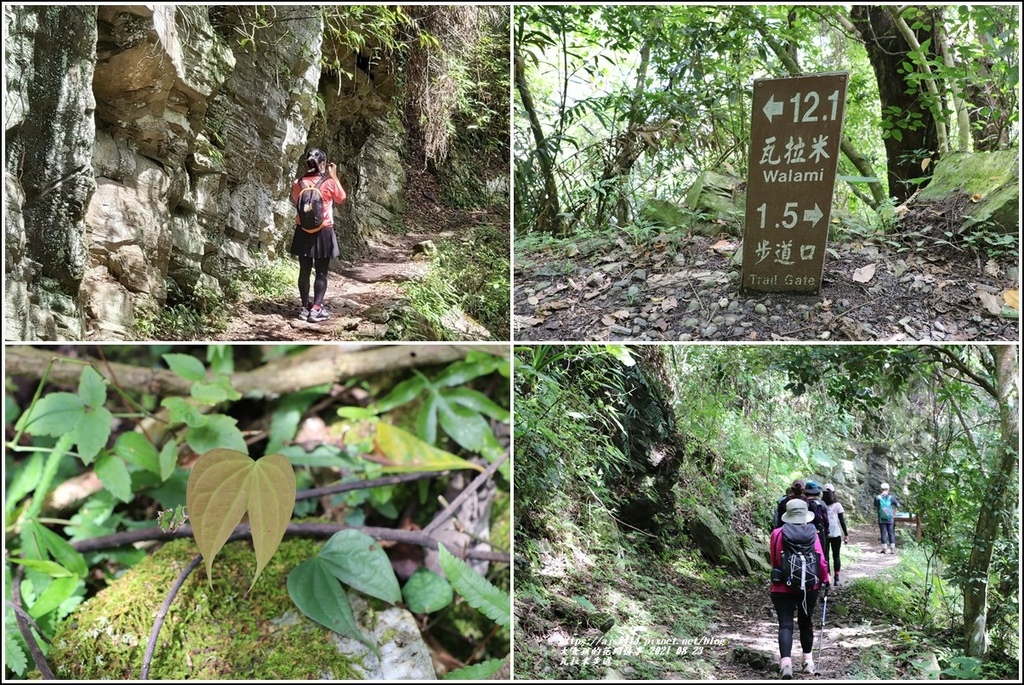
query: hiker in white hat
[{"left": 769, "top": 498, "right": 831, "bottom": 679}]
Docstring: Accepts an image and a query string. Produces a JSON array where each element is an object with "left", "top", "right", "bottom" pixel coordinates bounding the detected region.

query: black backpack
[
  {"left": 296, "top": 176, "right": 328, "bottom": 233},
  {"left": 777, "top": 523, "right": 821, "bottom": 591}
]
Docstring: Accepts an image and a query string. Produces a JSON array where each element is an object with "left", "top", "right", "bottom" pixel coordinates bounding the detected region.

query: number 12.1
[{"left": 790, "top": 89, "right": 841, "bottom": 123}]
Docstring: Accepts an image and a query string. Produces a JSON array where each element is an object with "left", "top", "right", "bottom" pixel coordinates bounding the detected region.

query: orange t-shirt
[{"left": 291, "top": 174, "right": 346, "bottom": 227}]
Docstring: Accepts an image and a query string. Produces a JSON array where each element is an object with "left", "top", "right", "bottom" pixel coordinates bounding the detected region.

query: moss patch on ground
[{"left": 48, "top": 538, "right": 367, "bottom": 679}]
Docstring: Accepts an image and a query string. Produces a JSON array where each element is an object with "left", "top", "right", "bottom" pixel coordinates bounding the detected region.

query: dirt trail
[
  {"left": 713, "top": 523, "right": 906, "bottom": 679},
  {"left": 214, "top": 232, "right": 432, "bottom": 342}
]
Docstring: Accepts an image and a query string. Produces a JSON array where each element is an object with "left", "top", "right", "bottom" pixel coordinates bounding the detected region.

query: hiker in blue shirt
[{"left": 874, "top": 482, "right": 901, "bottom": 554}]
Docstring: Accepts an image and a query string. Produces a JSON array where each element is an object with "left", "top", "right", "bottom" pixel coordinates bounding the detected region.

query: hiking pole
[{"left": 815, "top": 586, "right": 829, "bottom": 675}]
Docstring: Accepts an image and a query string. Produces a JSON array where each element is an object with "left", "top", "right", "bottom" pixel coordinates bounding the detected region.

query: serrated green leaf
[
  {"left": 186, "top": 450, "right": 295, "bottom": 590},
  {"left": 27, "top": 576, "right": 79, "bottom": 619},
  {"left": 78, "top": 366, "right": 108, "bottom": 409},
  {"left": 438, "top": 544, "right": 510, "bottom": 626},
  {"left": 162, "top": 397, "right": 208, "bottom": 428},
  {"left": 163, "top": 353, "right": 207, "bottom": 382},
  {"left": 247, "top": 454, "right": 296, "bottom": 592},
  {"left": 186, "top": 414, "right": 247, "bottom": 454},
  {"left": 441, "top": 387, "right": 510, "bottom": 422},
  {"left": 186, "top": 449, "right": 254, "bottom": 585},
  {"left": 5, "top": 631, "right": 28, "bottom": 677},
  {"left": 159, "top": 441, "right": 178, "bottom": 482},
  {"left": 16, "top": 392, "right": 84, "bottom": 437},
  {"left": 443, "top": 659, "right": 506, "bottom": 680},
  {"left": 9, "top": 558, "right": 74, "bottom": 578},
  {"left": 73, "top": 405, "right": 113, "bottom": 464},
  {"left": 402, "top": 567, "right": 453, "bottom": 614},
  {"left": 287, "top": 557, "right": 378, "bottom": 654},
  {"left": 368, "top": 375, "right": 428, "bottom": 413},
  {"left": 191, "top": 376, "right": 242, "bottom": 405},
  {"left": 115, "top": 432, "right": 160, "bottom": 475},
  {"left": 319, "top": 529, "right": 401, "bottom": 604},
  {"left": 94, "top": 453, "right": 133, "bottom": 502},
  {"left": 374, "top": 422, "right": 485, "bottom": 474}
]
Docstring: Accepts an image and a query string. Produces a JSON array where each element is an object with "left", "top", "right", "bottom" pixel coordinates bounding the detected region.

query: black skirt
[{"left": 290, "top": 224, "right": 339, "bottom": 260}]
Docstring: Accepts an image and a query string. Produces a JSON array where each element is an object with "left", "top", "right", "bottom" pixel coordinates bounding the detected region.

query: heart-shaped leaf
[
  {"left": 318, "top": 529, "right": 401, "bottom": 604},
  {"left": 402, "top": 567, "right": 453, "bottom": 614},
  {"left": 287, "top": 557, "right": 378, "bottom": 654},
  {"left": 186, "top": 449, "right": 296, "bottom": 590}
]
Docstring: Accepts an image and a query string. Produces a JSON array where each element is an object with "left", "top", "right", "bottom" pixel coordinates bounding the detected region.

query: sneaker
[
  {"left": 298, "top": 308, "right": 310, "bottom": 321},
  {"left": 308, "top": 305, "right": 330, "bottom": 322},
  {"left": 802, "top": 658, "right": 815, "bottom": 674},
  {"left": 780, "top": 661, "right": 793, "bottom": 680}
]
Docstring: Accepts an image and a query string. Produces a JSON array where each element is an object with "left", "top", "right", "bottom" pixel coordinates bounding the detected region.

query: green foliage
[
  {"left": 438, "top": 544, "right": 511, "bottom": 627},
  {"left": 395, "top": 225, "right": 510, "bottom": 342},
  {"left": 402, "top": 567, "right": 454, "bottom": 614}
]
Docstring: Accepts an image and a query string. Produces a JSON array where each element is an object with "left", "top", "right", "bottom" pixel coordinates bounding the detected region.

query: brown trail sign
[{"left": 741, "top": 72, "right": 849, "bottom": 294}]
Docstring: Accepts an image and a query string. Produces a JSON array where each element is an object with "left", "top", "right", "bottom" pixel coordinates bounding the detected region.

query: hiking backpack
[
  {"left": 777, "top": 524, "right": 821, "bottom": 591},
  {"left": 296, "top": 176, "right": 329, "bottom": 233},
  {"left": 877, "top": 494, "right": 894, "bottom": 521}
]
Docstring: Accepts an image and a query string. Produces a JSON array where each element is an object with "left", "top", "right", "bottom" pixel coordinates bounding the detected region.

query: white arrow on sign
[
  {"left": 803, "top": 203, "right": 823, "bottom": 227},
  {"left": 763, "top": 94, "right": 784, "bottom": 123}
]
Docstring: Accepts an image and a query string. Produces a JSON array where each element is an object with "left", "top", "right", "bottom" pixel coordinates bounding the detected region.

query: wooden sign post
[{"left": 741, "top": 72, "right": 849, "bottom": 293}]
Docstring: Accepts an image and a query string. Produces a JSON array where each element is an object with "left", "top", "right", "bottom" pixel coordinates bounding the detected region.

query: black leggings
[
  {"left": 827, "top": 536, "right": 842, "bottom": 575},
  {"left": 298, "top": 257, "right": 330, "bottom": 307},
  {"left": 771, "top": 590, "right": 819, "bottom": 658}
]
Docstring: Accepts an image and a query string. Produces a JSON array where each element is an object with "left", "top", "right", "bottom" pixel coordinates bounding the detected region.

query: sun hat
[
  {"left": 781, "top": 498, "right": 815, "bottom": 524},
  {"left": 881, "top": 482, "right": 890, "bottom": 491},
  {"left": 803, "top": 480, "right": 822, "bottom": 496}
]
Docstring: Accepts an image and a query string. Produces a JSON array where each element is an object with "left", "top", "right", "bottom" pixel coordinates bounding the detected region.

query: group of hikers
[{"left": 769, "top": 479, "right": 901, "bottom": 679}]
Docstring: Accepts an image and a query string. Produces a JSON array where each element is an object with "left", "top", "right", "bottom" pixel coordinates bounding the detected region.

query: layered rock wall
[{"left": 4, "top": 4, "right": 409, "bottom": 340}]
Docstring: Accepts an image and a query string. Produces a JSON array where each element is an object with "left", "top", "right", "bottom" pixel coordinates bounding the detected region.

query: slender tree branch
[
  {"left": 69, "top": 522, "right": 509, "bottom": 563},
  {"left": 140, "top": 553, "right": 203, "bottom": 680},
  {"left": 4, "top": 600, "right": 51, "bottom": 645},
  {"left": 423, "top": 452, "right": 508, "bottom": 537},
  {"left": 11, "top": 566, "right": 55, "bottom": 679},
  {"left": 295, "top": 471, "right": 441, "bottom": 501}
]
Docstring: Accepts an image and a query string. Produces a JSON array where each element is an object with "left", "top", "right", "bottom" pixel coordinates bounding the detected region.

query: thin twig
[
  {"left": 140, "top": 553, "right": 202, "bottom": 679},
  {"left": 11, "top": 566, "right": 55, "bottom": 679},
  {"left": 296, "top": 471, "right": 440, "bottom": 501},
  {"left": 422, "top": 452, "right": 508, "bottom": 537},
  {"left": 4, "top": 600, "right": 51, "bottom": 644}
]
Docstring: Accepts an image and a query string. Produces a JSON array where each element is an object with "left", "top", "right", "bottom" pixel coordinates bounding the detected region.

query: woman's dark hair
[
  {"left": 305, "top": 148, "right": 327, "bottom": 175},
  {"left": 823, "top": 490, "right": 836, "bottom": 506}
]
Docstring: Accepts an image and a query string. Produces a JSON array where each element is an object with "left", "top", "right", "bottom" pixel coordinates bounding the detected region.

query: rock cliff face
[{"left": 4, "top": 5, "right": 418, "bottom": 340}]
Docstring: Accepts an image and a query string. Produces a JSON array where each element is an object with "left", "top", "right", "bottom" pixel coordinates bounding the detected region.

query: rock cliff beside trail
[{"left": 4, "top": 5, "right": 503, "bottom": 341}]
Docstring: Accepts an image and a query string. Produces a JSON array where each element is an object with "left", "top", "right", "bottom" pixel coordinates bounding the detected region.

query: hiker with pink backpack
[
  {"left": 290, "top": 148, "right": 347, "bottom": 323},
  {"left": 770, "top": 498, "right": 831, "bottom": 679}
]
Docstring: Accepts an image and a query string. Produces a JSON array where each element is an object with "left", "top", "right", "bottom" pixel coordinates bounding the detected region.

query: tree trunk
[
  {"left": 850, "top": 5, "right": 940, "bottom": 203},
  {"left": 514, "top": 48, "right": 563, "bottom": 235},
  {"left": 962, "top": 345, "right": 1020, "bottom": 656}
]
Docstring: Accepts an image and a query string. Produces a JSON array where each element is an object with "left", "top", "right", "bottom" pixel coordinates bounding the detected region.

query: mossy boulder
[
  {"left": 916, "top": 150, "right": 1019, "bottom": 234},
  {"left": 47, "top": 538, "right": 435, "bottom": 680},
  {"left": 683, "top": 170, "right": 747, "bottom": 236}
]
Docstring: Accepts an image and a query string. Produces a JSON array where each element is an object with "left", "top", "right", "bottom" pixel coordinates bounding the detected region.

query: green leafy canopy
[{"left": 186, "top": 449, "right": 296, "bottom": 591}]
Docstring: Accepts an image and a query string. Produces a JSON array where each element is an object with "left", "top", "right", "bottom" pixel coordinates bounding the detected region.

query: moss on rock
[{"left": 47, "top": 537, "right": 431, "bottom": 679}]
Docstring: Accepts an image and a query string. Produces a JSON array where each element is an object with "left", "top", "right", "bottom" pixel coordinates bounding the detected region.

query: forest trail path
[
  {"left": 215, "top": 231, "right": 432, "bottom": 342},
  {"left": 712, "top": 522, "right": 907, "bottom": 680}
]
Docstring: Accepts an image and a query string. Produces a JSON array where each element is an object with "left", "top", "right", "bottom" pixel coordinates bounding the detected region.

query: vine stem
[
  {"left": 140, "top": 553, "right": 202, "bottom": 679},
  {"left": 11, "top": 566, "right": 56, "bottom": 679}
]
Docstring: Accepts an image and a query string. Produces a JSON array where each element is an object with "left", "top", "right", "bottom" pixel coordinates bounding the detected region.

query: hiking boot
[
  {"left": 298, "top": 307, "right": 311, "bottom": 322},
  {"left": 780, "top": 659, "right": 793, "bottom": 680},
  {"left": 802, "top": 657, "right": 815, "bottom": 674},
  {"left": 889, "top": 544, "right": 897, "bottom": 555},
  {"left": 833, "top": 572, "right": 840, "bottom": 586},
  {"left": 308, "top": 305, "right": 330, "bottom": 322},
  {"left": 879, "top": 546, "right": 888, "bottom": 554}
]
